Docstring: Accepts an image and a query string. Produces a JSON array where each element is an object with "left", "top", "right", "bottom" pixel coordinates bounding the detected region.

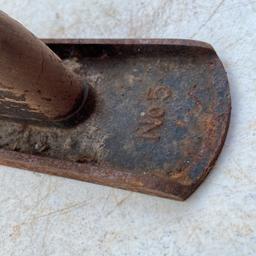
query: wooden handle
[{"left": 0, "top": 11, "right": 88, "bottom": 124}]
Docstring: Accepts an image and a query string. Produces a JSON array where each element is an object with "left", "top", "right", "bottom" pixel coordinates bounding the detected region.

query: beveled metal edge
[{"left": 42, "top": 38, "right": 213, "bottom": 50}]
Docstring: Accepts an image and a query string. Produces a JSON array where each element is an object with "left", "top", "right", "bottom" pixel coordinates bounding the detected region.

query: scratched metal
[{"left": 0, "top": 39, "right": 231, "bottom": 200}]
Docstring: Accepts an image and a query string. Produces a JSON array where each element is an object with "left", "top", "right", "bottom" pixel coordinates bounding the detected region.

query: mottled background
[{"left": 0, "top": 1, "right": 255, "bottom": 255}]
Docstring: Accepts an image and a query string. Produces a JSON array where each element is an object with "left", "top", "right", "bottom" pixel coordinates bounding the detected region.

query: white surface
[{"left": 0, "top": 1, "right": 255, "bottom": 255}]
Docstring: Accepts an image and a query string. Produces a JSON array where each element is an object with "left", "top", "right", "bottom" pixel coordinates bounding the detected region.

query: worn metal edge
[
  {"left": 42, "top": 38, "right": 213, "bottom": 50},
  {"left": 188, "top": 100, "right": 231, "bottom": 199},
  {"left": 188, "top": 53, "right": 231, "bottom": 199},
  {"left": 0, "top": 148, "right": 193, "bottom": 200},
  {"left": 0, "top": 39, "right": 231, "bottom": 200}
]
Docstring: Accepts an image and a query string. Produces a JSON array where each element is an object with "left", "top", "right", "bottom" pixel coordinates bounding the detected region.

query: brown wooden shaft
[{"left": 0, "top": 11, "right": 86, "bottom": 122}]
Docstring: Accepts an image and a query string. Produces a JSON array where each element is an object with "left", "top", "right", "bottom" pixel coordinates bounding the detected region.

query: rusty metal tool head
[{"left": 0, "top": 12, "right": 231, "bottom": 200}]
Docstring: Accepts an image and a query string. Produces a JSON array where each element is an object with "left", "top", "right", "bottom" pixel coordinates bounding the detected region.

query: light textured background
[{"left": 0, "top": 1, "right": 255, "bottom": 255}]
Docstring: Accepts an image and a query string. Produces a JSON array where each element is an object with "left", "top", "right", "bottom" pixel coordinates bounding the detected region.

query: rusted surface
[
  {"left": 0, "top": 39, "right": 231, "bottom": 200},
  {"left": 0, "top": 11, "right": 87, "bottom": 123}
]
